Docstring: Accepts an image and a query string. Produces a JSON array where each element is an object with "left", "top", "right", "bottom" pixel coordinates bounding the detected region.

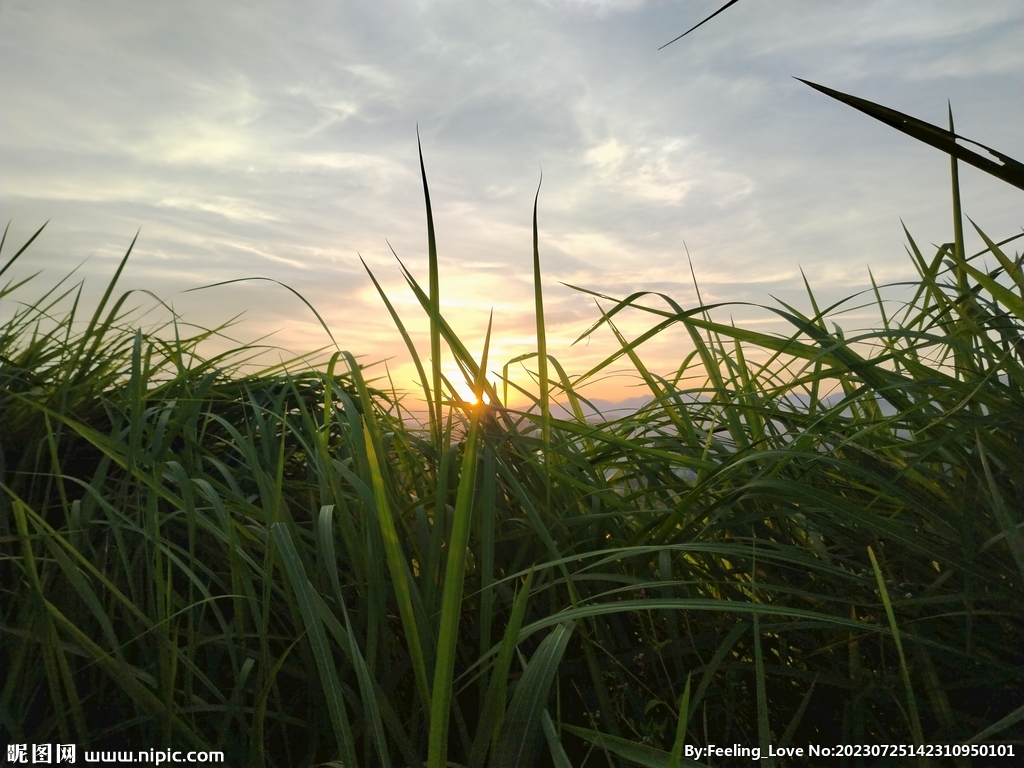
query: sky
[{"left": 2, "top": 0, "right": 1022, "bottom": 409}]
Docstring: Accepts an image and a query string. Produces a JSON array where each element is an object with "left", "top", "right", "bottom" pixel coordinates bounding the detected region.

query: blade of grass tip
[
  {"left": 362, "top": 254, "right": 435, "bottom": 435},
  {"left": 600, "top": 306, "right": 694, "bottom": 443},
  {"left": 362, "top": 416, "right": 432, "bottom": 713},
  {"left": 270, "top": 522, "right": 357, "bottom": 768},
  {"left": 531, "top": 173, "right": 555, "bottom": 552},
  {"left": 686, "top": 243, "right": 715, "bottom": 331},
  {"left": 492, "top": 621, "right": 576, "bottom": 768},
  {"left": 799, "top": 267, "right": 826, "bottom": 330},
  {"left": 948, "top": 105, "right": 967, "bottom": 293},
  {"left": 867, "top": 268, "right": 890, "bottom": 330},
  {"left": 970, "top": 219, "right": 1024, "bottom": 293},
  {"left": 427, "top": 313, "right": 492, "bottom": 768},
  {"left": 778, "top": 677, "right": 817, "bottom": 749},
  {"left": 502, "top": 360, "right": 510, "bottom": 407},
  {"left": 67, "top": 231, "right": 137, "bottom": 380},
  {"left": 952, "top": 254, "right": 1024, "bottom": 323},
  {"left": 563, "top": 282, "right": 690, "bottom": 335},
  {"left": 418, "top": 126, "right": 444, "bottom": 453},
  {"left": 667, "top": 673, "right": 692, "bottom": 768},
  {"left": 532, "top": 172, "right": 550, "bottom": 447},
  {"left": 0, "top": 221, "right": 47, "bottom": 279},
  {"left": 393, "top": 254, "right": 503, "bottom": 407},
  {"left": 867, "top": 546, "right": 926, "bottom": 766},
  {"left": 796, "top": 78, "right": 1024, "bottom": 191},
  {"left": 658, "top": 0, "right": 741, "bottom": 50},
  {"left": 546, "top": 355, "right": 599, "bottom": 428},
  {"left": 184, "top": 275, "right": 338, "bottom": 349}
]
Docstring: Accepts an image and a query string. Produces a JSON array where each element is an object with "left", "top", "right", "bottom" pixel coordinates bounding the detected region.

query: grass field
[{"left": 3, "top": 109, "right": 1024, "bottom": 765}]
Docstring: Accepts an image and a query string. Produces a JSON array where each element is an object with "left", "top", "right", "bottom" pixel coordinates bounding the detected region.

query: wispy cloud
[{"left": 2, "top": 0, "right": 1021, "bottom": 404}]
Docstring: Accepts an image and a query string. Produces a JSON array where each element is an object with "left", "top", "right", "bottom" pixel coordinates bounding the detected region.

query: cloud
[
  {"left": 536, "top": 0, "right": 647, "bottom": 17},
  {"left": 2, "top": 0, "right": 1021, "bottom": 405}
]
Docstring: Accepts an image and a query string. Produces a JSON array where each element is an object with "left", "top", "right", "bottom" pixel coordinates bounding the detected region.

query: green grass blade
[
  {"left": 0, "top": 221, "right": 47, "bottom": 279},
  {"left": 667, "top": 673, "right": 692, "bottom": 768},
  {"left": 418, "top": 129, "right": 444, "bottom": 451},
  {"left": 778, "top": 678, "right": 817, "bottom": 749},
  {"left": 469, "top": 567, "right": 535, "bottom": 768},
  {"left": 976, "top": 435, "right": 1024, "bottom": 584},
  {"left": 361, "top": 256, "right": 436, "bottom": 436},
  {"left": 797, "top": 78, "right": 1024, "bottom": 190},
  {"left": 270, "top": 522, "right": 357, "bottom": 767},
  {"left": 317, "top": 500, "right": 393, "bottom": 766},
  {"left": 428, "top": 315, "right": 492, "bottom": 768},
  {"left": 540, "top": 709, "right": 574, "bottom": 768},
  {"left": 492, "top": 621, "right": 576, "bottom": 768},
  {"left": 531, "top": 173, "right": 550, "bottom": 446},
  {"left": 362, "top": 417, "right": 432, "bottom": 712},
  {"left": 965, "top": 703, "right": 1024, "bottom": 745},
  {"left": 658, "top": 0, "right": 740, "bottom": 50},
  {"left": 751, "top": 610, "right": 773, "bottom": 768},
  {"left": 868, "top": 546, "right": 925, "bottom": 764}
]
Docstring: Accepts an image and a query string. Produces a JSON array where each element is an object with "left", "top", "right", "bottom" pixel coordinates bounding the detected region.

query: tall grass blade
[
  {"left": 270, "top": 523, "right": 357, "bottom": 767},
  {"left": 428, "top": 315, "right": 492, "bottom": 768},
  {"left": 492, "top": 621, "right": 576, "bottom": 768},
  {"left": 361, "top": 256, "right": 435, "bottom": 427},
  {"left": 418, "top": 128, "right": 444, "bottom": 451},
  {"left": 868, "top": 546, "right": 925, "bottom": 765},
  {"left": 751, "top": 597, "right": 773, "bottom": 768},
  {"left": 658, "top": 0, "right": 741, "bottom": 50},
  {"left": 0, "top": 221, "right": 47, "bottom": 279},
  {"left": 667, "top": 673, "right": 692, "bottom": 768},
  {"left": 540, "top": 709, "right": 574, "bottom": 768},
  {"left": 797, "top": 78, "right": 1024, "bottom": 190},
  {"left": 469, "top": 568, "right": 535, "bottom": 768},
  {"left": 361, "top": 416, "right": 432, "bottom": 711},
  {"left": 531, "top": 174, "right": 550, "bottom": 446}
]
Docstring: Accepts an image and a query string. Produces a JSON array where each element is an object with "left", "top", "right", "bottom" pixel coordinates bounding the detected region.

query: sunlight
[
  {"left": 450, "top": 380, "right": 491, "bottom": 408},
  {"left": 449, "top": 378, "right": 478, "bottom": 406}
]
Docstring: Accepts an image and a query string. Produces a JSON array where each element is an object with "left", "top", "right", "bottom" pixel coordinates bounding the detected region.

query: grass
[{"left": 3, "top": 108, "right": 1024, "bottom": 767}]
